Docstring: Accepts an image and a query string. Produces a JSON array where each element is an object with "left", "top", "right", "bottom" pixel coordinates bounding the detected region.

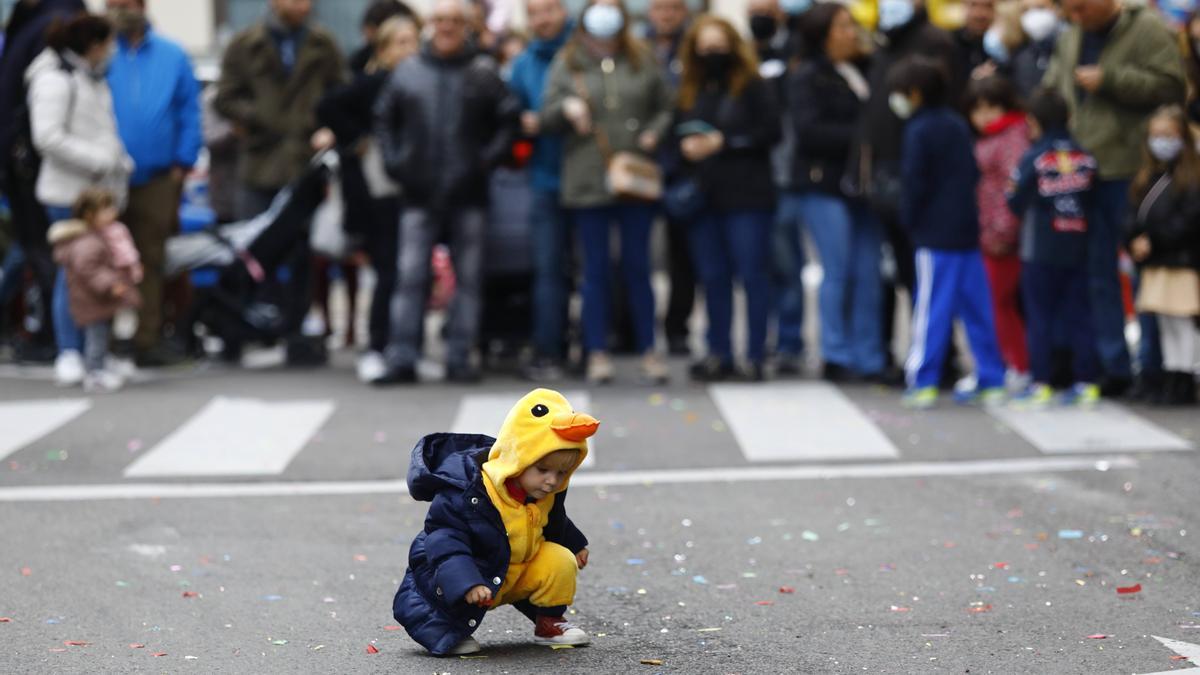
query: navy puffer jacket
[{"left": 393, "top": 433, "right": 587, "bottom": 655}]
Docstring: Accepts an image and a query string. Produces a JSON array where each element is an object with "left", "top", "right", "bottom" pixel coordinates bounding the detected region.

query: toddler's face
[
  {"left": 90, "top": 206, "right": 119, "bottom": 229},
  {"left": 516, "top": 449, "right": 579, "bottom": 501},
  {"left": 969, "top": 101, "right": 1004, "bottom": 134}
]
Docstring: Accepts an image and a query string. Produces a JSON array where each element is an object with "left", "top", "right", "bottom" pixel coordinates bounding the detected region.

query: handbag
[
  {"left": 664, "top": 176, "right": 704, "bottom": 220},
  {"left": 571, "top": 71, "right": 663, "bottom": 202},
  {"left": 310, "top": 177, "right": 349, "bottom": 258}
]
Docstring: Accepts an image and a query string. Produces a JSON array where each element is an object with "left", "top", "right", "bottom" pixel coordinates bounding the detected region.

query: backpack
[{"left": 4, "top": 51, "right": 76, "bottom": 187}]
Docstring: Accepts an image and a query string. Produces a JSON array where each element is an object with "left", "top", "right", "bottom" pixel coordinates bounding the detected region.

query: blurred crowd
[{"left": 0, "top": 0, "right": 1198, "bottom": 407}]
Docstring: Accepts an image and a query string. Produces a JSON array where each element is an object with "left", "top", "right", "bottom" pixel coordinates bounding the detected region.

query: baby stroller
[{"left": 166, "top": 153, "right": 335, "bottom": 365}]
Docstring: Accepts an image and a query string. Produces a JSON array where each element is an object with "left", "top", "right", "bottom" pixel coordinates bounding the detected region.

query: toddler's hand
[
  {"left": 576, "top": 548, "right": 589, "bottom": 569},
  {"left": 464, "top": 585, "right": 492, "bottom": 606}
]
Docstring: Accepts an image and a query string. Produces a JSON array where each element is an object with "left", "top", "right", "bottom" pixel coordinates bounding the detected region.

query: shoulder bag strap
[{"left": 570, "top": 68, "right": 614, "bottom": 162}]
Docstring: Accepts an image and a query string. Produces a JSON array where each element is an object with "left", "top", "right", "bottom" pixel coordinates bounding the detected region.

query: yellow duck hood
[{"left": 481, "top": 388, "right": 599, "bottom": 500}]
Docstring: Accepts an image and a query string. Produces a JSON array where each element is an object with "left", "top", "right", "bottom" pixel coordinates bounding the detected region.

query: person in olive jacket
[
  {"left": 784, "top": 3, "right": 885, "bottom": 383},
  {"left": 670, "top": 15, "right": 779, "bottom": 382},
  {"left": 540, "top": 0, "right": 673, "bottom": 385}
]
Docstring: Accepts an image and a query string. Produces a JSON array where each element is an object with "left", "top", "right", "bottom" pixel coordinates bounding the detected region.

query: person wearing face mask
[
  {"left": 1009, "top": 0, "right": 1061, "bottom": 98},
  {"left": 855, "top": 0, "right": 961, "bottom": 383},
  {"left": 1041, "top": 0, "right": 1185, "bottom": 398},
  {"left": 26, "top": 13, "right": 133, "bottom": 386},
  {"left": 103, "top": 0, "right": 201, "bottom": 368},
  {"left": 954, "top": 0, "right": 996, "bottom": 88},
  {"left": 1125, "top": 105, "right": 1200, "bottom": 406},
  {"left": 887, "top": 56, "right": 1007, "bottom": 409},
  {"left": 670, "top": 15, "right": 780, "bottom": 381},
  {"left": 541, "top": 0, "right": 673, "bottom": 384}
]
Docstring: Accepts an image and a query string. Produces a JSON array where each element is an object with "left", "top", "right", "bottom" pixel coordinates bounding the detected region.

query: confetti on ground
[
  {"left": 263, "top": 595, "right": 283, "bottom": 601},
  {"left": 755, "top": 601, "right": 775, "bottom": 606},
  {"left": 0, "top": 618, "right": 11, "bottom": 623},
  {"left": 696, "top": 628, "right": 722, "bottom": 632},
  {"left": 353, "top": 554, "right": 368, "bottom": 562},
  {"left": 20, "top": 567, "right": 31, "bottom": 576},
  {"left": 63, "top": 641, "right": 90, "bottom": 646},
  {"left": 692, "top": 575, "right": 708, "bottom": 584},
  {"left": 365, "top": 644, "right": 379, "bottom": 654},
  {"left": 626, "top": 558, "right": 644, "bottom": 565},
  {"left": 460, "top": 654, "right": 489, "bottom": 659},
  {"left": 182, "top": 591, "right": 198, "bottom": 598},
  {"left": 967, "top": 604, "right": 994, "bottom": 614},
  {"left": 312, "top": 645, "right": 325, "bottom": 651},
  {"left": 383, "top": 625, "right": 403, "bottom": 631},
  {"left": 1116, "top": 584, "right": 1142, "bottom": 595},
  {"left": 1058, "top": 530, "right": 1084, "bottom": 539},
  {"left": 127, "top": 439, "right": 143, "bottom": 452},
  {"left": 152, "top": 652, "right": 167, "bottom": 657},
  {"left": 550, "top": 645, "right": 574, "bottom": 650},
  {"left": 129, "top": 644, "right": 144, "bottom": 649},
  {"left": 641, "top": 659, "right": 664, "bottom": 665},
  {"left": 779, "top": 586, "right": 795, "bottom": 594},
  {"left": 1086, "top": 634, "right": 1108, "bottom": 639},
  {"left": 993, "top": 562, "right": 1009, "bottom": 569},
  {"left": 271, "top": 640, "right": 288, "bottom": 645},
  {"left": 890, "top": 606, "right": 912, "bottom": 613}
]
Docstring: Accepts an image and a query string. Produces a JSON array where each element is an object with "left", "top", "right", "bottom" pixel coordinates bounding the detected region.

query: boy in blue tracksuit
[
  {"left": 889, "top": 57, "right": 1006, "bottom": 408},
  {"left": 1006, "top": 89, "right": 1100, "bottom": 406}
]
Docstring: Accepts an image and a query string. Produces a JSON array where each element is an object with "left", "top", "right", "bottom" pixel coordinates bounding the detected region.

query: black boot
[
  {"left": 1159, "top": 371, "right": 1184, "bottom": 406},
  {"left": 1181, "top": 372, "right": 1198, "bottom": 406}
]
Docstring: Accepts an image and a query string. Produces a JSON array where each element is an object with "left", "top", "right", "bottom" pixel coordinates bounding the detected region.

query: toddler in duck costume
[{"left": 393, "top": 388, "right": 597, "bottom": 655}]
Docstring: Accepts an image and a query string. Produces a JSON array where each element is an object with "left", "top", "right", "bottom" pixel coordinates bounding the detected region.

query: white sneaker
[
  {"left": 54, "top": 350, "right": 85, "bottom": 387},
  {"left": 107, "top": 356, "right": 139, "bottom": 381},
  {"left": 447, "top": 636, "right": 481, "bottom": 655},
  {"left": 82, "top": 370, "right": 124, "bottom": 393},
  {"left": 356, "top": 351, "right": 387, "bottom": 383}
]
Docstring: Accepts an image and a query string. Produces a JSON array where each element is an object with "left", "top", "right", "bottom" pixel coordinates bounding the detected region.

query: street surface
[{"left": 1, "top": 355, "right": 1198, "bottom": 674}]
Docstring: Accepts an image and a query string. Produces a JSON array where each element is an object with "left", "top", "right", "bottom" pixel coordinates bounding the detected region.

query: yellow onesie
[{"left": 479, "top": 389, "right": 597, "bottom": 609}]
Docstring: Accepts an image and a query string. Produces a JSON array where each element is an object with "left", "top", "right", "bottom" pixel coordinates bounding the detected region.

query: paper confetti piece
[
  {"left": 20, "top": 567, "right": 31, "bottom": 576},
  {"left": 1086, "top": 634, "right": 1107, "bottom": 639},
  {"left": 550, "top": 645, "right": 574, "bottom": 650},
  {"left": 152, "top": 652, "right": 167, "bottom": 657},
  {"left": 63, "top": 641, "right": 90, "bottom": 646},
  {"left": 383, "top": 625, "right": 403, "bottom": 631},
  {"left": 755, "top": 600, "right": 775, "bottom": 606},
  {"left": 312, "top": 645, "right": 325, "bottom": 651},
  {"left": 129, "top": 644, "right": 145, "bottom": 649},
  {"left": 353, "top": 554, "right": 367, "bottom": 562},
  {"left": 779, "top": 586, "right": 795, "bottom": 594},
  {"left": 967, "top": 604, "right": 994, "bottom": 614},
  {"left": 270, "top": 640, "right": 288, "bottom": 645},
  {"left": 890, "top": 605, "right": 912, "bottom": 613},
  {"left": 1058, "top": 530, "right": 1084, "bottom": 539},
  {"left": 993, "top": 562, "right": 1009, "bottom": 569},
  {"left": 641, "top": 659, "right": 663, "bottom": 665},
  {"left": 0, "top": 618, "right": 11, "bottom": 623},
  {"left": 182, "top": 591, "right": 198, "bottom": 598},
  {"left": 696, "top": 628, "right": 722, "bottom": 632},
  {"left": 365, "top": 644, "right": 379, "bottom": 654},
  {"left": 1116, "top": 583, "right": 1142, "bottom": 595}
]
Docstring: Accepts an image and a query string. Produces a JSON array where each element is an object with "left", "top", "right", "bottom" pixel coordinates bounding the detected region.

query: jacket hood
[
  {"left": 481, "top": 389, "right": 597, "bottom": 499},
  {"left": 406, "top": 432, "right": 496, "bottom": 501},
  {"left": 24, "top": 47, "right": 67, "bottom": 84},
  {"left": 47, "top": 218, "right": 89, "bottom": 246}
]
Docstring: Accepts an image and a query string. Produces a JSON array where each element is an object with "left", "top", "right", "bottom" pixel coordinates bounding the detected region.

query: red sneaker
[{"left": 533, "top": 615, "right": 590, "bottom": 646}]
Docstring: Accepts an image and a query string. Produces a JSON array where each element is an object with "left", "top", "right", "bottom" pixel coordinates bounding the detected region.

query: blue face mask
[
  {"left": 583, "top": 4, "right": 624, "bottom": 39},
  {"left": 983, "top": 27, "right": 1008, "bottom": 63},
  {"left": 877, "top": 0, "right": 915, "bottom": 31},
  {"left": 781, "top": 0, "right": 812, "bottom": 16}
]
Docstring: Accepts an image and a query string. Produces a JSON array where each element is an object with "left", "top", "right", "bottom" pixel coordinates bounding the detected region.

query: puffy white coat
[{"left": 25, "top": 48, "right": 132, "bottom": 209}]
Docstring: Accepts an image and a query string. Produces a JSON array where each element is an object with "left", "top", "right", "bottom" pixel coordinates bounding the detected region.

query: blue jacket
[
  {"left": 899, "top": 105, "right": 981, "bottom": 250},
  {"left": 1006, "top": 130, "right": 1096, "bottom": 269},
  {"left": 107, "top": 27, "right": 202, "bottom": 186},
  {"left": 507, "top": 22, "right": 571, "bottom": 192},
  {"left": 393, "top": 433, "right": 587, "bottom": 655}
]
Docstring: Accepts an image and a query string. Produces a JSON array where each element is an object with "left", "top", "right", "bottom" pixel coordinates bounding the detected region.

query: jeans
[
  {"left": 688, "top": 208, "right": 773, "bottom": 363},
  {"left": 1090, "top": 179, "right": 1134, "bottom": 379},
  {"left": 1022, "top": 262, "right": 1099, "bottom": 384},
  {"left": 573, "top": 204, "right": 656, "bottom": 354},
  {"left": 386, "top": 206, "right": 485, "bottom": 368},
  {"left": 1133, "top": 268, "right": 1163, "bottom": 376},
  {"left": 792, "top": 192, "right": 884, "bottom": 374},
  {"left": 46, "top": 205, "right": 83, "bottom": 354},
  {"left": 773, "top": 194, "right": 807, "bottom": 357},
  {"left": 0, "top": 242, "right": 24, "bottom": 307},
  {"left": 83, "top": 321, "right": 110, "bottom": 373},
  {"left": 530, "top": 189, "right": 569, "bottom": 359}
]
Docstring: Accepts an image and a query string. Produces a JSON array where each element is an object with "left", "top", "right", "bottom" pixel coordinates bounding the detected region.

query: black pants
[{"left": 366, "top": 196, "right": 400, "bottom": 353}]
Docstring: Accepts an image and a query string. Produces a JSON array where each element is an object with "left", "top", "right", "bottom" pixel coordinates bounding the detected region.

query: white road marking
[
  {"left": 1138, "top": 636, "right": 1200, "bottom": 674},
  {"left": 709, "top": 382, "right": 899, "bottom": 461},
  {"left": 123, "top": 397, "right": 335, "bottom": 477},
  {"left": 0, "top": 398, "right": 91, "bottom": 462},
  {"left": 0, "top": 454, "right": 1137, "bottom": 502},
  {"left": 987, "top": 402, "right": 1193, "bottom": 454},
  {"left": 450, "top": 391, "right": 595, "bottom": 468}
]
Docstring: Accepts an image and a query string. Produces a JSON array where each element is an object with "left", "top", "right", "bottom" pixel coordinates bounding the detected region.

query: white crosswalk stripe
[
  {"left": 709, "top": 382, "right": 900, "bottom": 461},
  {"left": 986, "top": 401, "right": 1194, "bottom": 454},
  {"left": 0, "top": 398, "right": 91, "bottom": 462},
  {"left": 123, "top": 396, "right": 336, "bottom": 477},
  {"left": 450, "top": 391, "right": 596, "bottom": 468}
]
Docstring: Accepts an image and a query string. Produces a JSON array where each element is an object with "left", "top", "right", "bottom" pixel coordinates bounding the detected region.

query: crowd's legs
[
  {"left": 1022, "top": 261, "right": 1100, "bottom": 387},
  {"left": 124, "top": 173, "right": 181, "bottom": 360},
  {"left": 663, "top": 214, "right": 694, "bottom": 355},
  {"left": 982, "top": 253, "right": 1028, "bottom": 376},
  {"left": 366, "top": 196, "right": 401, "bottom": 355},
  {"left": 1089, "top": 179, "right": 1135, "bottom": 388},
  {"left": 772, "top": 196, "right": 806, "bottom": 371},
  {"left": 529, "top": 188, "right": 569, "bottom": 364}
]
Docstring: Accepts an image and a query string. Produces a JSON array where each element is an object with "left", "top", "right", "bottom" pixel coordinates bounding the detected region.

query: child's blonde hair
[{"left": 72, "top": 187, "right": 117, "bottom": 223}]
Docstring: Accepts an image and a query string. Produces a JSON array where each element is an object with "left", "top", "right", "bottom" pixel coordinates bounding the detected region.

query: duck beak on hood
[{"left": 481, "top": 388, "right": 599, "bottom": 496}]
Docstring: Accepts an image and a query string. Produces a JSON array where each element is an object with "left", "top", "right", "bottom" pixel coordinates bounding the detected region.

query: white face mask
[
  {"left": 582, "top": 4, "right": 623, "bottom": 39},
  {"left": 1148, "top": 136, "right": 1184, "bottom": 162},
  {"left": 877, "top": 0, "right": 915, "bottom": 32},
  {"left": 1020, "top": 8, "right": 1059, "bottom": 42},
  {"left": 888, "top": 92, "right": 914, "bottom": 120},
  {"left": 983, "top": 26, "right": 1008, "bottom": 64}
]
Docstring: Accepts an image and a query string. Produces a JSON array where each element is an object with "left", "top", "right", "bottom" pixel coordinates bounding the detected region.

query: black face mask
[
  {"left": 698, "top": 52, "right": 734, "bottom": 82},
  {"left": 749, "top": 14, "right": 778, "bottom": 41}
]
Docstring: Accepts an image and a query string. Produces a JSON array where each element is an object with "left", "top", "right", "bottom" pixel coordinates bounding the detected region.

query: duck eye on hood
[{"left": 531, "top": 404, "right": 550, "bottom": 417}]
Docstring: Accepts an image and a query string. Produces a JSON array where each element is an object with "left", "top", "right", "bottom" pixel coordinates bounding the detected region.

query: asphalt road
[{"left": 1, "top": 357, "right": 1198, "bottom": 674}]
